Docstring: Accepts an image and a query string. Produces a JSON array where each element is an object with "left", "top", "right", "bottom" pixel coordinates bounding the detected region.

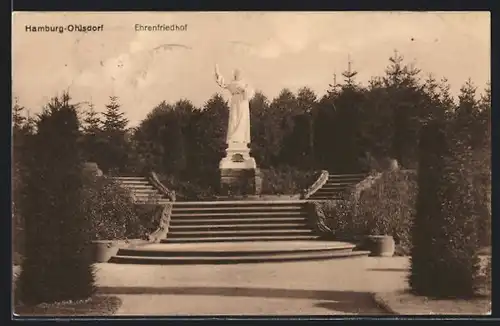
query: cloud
[{"left": 228, "top": 13, "right": 316, "bottom": 59}]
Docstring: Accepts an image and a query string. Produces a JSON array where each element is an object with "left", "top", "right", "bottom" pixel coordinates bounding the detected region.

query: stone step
[
  {"left": 320, "top": 183, "right": 356, "bottom": 189},
  {"left": 135, "top": 199, "right": 172, "bottom": 205},
  {"left": 116, "top": 181, "right": 151, "bottom": 186},
  {"left": 308, "top": 197, "right": 342, "bottom": 200},
  {"left": 170, "top": 217, "right": 308, "bottom": 225},
  {"left": 168, "top": 223, "right": 309, "bottom": 231},
  {"left": 171, "top": 211, "right": 306, "bottom": 218},
  {"left": 127, "top": 186, "right": 157, "bottom": 191},
  {"left": 172, "top": 205, "right": 305, "bottom": 213},
  {"left": 313, "top": 191, "right": 348, "bottom": 195},
  {"left": 168, "top": 229, "right": 313, "bottom": 236},
  {"left": 109, "top": 250, "right": 370, "bottom": 265},
  {"left": 113, "top": 176, "right": 148, "bottom": 180},
  {"left": 161, "top": 235, "right": 320, "bottom": 243},
  {"left": 311, "top": 190, "right": 344, "bottom": 194},
  {"left": 132, "top": 192, "right": 162, "bottom": 197},
  {"left": 173, "top": 200, "right": 307, "bottom": 206},
  {"left": 328, "top": 174, "right": 366, "bottom": 178}
]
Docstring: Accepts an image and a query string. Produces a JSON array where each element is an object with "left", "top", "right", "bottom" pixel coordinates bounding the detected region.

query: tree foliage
[{"left": 17, "top": 93, "right": 95, "bottom": 305}]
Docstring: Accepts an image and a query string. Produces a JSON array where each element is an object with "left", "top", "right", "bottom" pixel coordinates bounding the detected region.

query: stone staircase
[
  {"left": 107, "top": 173, "right": 372, "bottom": 264},
  {"left": 165, "top": 200, "right": 317, "bottom": 244},
  {"left": 112, "top": 176, "right": 170, "bottom": 204},
  {"left": 308, "top": 173, "right": 367, "bottom": 200}
]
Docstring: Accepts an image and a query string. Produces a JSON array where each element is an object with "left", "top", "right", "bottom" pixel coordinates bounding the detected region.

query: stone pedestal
[
  {"left": 219, "top": 142, "right": 261, "bottom": 196},
  {"left": 220, "top": 168, "right": 262, "bottom": 196}
]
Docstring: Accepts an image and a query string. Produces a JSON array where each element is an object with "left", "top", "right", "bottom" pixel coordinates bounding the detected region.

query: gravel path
[{"left": 93, "top": 256, "right": 410, "bottom": 315}]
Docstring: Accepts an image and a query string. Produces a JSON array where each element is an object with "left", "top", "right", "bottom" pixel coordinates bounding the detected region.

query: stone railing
[
  {"left": 301, "top": 170, "right": 329, "bottom": 199},
  {"left": 350, "top": 172, "right": 383, "bottom": 202},
  {"left": 148, "top": 171, "right": 176, "bottom": 202},
  {"left": 147, "top": 171, "right": 176, "bottom": 243},
  {"left": 148, "top": 202, "right": 174, "bottom": 243},
  {"left": 305, "top": 201, "right": 333, "bottom": 236}
]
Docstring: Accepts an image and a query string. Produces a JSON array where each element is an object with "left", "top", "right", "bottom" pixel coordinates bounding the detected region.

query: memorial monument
[{"left": 214, "top": 64, "right": 261, "bottom": 196}]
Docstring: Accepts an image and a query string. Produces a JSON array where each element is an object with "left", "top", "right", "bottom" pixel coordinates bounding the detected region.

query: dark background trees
[{"left": 14, "top": 52, "right": 490, "bottom": 196}]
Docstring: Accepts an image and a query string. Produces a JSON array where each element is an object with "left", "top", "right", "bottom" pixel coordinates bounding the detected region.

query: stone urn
[
  {"left": 364, "top": 235, "right": 395, "bottom": 257},
  {"left": 89, "top": 240, "right": 124, "bottom": 263}
]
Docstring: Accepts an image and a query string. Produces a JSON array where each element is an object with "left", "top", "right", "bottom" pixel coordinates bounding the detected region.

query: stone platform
[{"left": 108, "top": 241, "right": 370, "bottom": 265}]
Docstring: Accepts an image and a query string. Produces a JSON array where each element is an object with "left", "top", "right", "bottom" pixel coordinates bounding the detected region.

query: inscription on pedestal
[
  {"left": 220, "top": 168, "right": 262, "bottom": 196},
  {"left": 231, "top": 154, "right": 244, "bottom": 162}
]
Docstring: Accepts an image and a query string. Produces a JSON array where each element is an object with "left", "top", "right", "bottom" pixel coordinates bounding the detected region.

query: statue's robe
[{"left": 216, "top": 75, "right": 254, "bottom": 145}]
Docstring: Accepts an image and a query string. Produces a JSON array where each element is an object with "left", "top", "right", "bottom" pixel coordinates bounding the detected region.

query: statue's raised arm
[{"left": 214, "top": 64, "right": 226, "bottom": 88}]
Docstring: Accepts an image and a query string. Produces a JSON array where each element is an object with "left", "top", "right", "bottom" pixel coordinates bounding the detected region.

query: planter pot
[
  {"left": 364, "top": 235, "right": 395, "bottom": 257},
  {"left": 89, "top": 240, "right": 124, "bottom": 263}
]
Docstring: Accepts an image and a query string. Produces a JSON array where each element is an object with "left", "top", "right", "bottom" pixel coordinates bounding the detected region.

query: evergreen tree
[
  {"left": 82, "top": 103, "right": 102, "bottom": 134},
  {"left": 100, "top": 96, "right": 130, "bottom": 173},
  {"left": 411, "top": 118, "right": 481, "bottom": 298},
  {"left": 102, "top": 96, "right": 128, "bottom": 133},
  {"left": 438, "top": 77, "right": 456, "bottom": 116},
  {"left": 18, "top": 92, "right": 95, "bottom": 305},
  {"left": 383, "top": 50, "right": 423, "bottom": 168},
  {"left": 320, "top": 58, "right": 366, "bottom": 172},
  {"left": 12, "top": 101, "right": 34, "bottom": 261},
  {"left": 341, "top": 56, "right": 359, "bottom": 88},
  {"left": 454, "top": 79, "right": 481, "bottom": 151},
  {"left": 410, "top": 119, "right": 449, "bottom": 296},
  {"left": 81, "top": 103, "right": 104, "bottom": 163}
]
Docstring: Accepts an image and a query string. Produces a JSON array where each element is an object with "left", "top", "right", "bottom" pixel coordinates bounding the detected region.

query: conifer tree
[
  {"left": 102, "top": 96, "right": 128, "bottom": 133},
  {"left": 100, "top": 96, "right": 130, "bottom": 173},
  {"left": 18, "top": 92, "right": 95, "bottom": 305},
  {"left": 411, "top": 117, "right": 481, "bottom": 298}
]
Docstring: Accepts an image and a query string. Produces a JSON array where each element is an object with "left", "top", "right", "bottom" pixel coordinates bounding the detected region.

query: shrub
[
  {"left": 81, "top": 175, "right": 146, "bottom": 240},
  {"left": 410, "top": 119, "right": 481, "bottom": 298},
  {"left": 158, "top": 174, "right": 217, "bottom": 201},
  {"left": 355, "top": 170, "right": 417, "bottom": 252},
  {"left": 18, "top": 96, "right": 95, "bottom": 305},
  {"left": 311, "top": 200, "right": 355, "bottom": 239},
  {"left": 313, "top": 169, "right": 417, "bottom": 254},
  {"left": 261, "top": 166, "right": 316, "bottom": 195},
  {"left": 133, "top": 204, "right": 164, "bottom": 235}
]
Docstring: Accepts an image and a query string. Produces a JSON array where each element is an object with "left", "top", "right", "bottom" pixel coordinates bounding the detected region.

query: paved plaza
[{"left": 93, "top": 256, "right": 409, "bottom": 315}]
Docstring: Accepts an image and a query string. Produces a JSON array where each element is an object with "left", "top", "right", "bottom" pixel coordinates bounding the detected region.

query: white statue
[
  {"left": 214, "top": 64, "right": 254, "bottom": 145},
  {"left": 214, "top": 64, "right": 256, "bottom": 169}
]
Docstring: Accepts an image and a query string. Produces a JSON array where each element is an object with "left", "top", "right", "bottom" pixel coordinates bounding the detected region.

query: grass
[
  {"left": 14, "top": 296, "right": 122, "bottom": 317},
  {"left": 375, "top": 290, "right": 491, "bottom": 315}
]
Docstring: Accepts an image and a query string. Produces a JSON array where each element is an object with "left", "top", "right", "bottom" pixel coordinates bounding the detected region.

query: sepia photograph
[{"left": 12, "top": 11, "right": 491, "bottom": 316}]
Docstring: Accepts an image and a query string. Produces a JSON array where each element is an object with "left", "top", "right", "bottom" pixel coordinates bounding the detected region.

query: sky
[{"left": 12, "top": 11, "right": 490, "bottom": 126}]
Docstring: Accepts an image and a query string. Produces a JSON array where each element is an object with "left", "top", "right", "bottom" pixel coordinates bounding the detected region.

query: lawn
[
  {"left": 374, "top": 290, "right": 491, "bottom": 315},
  {"left": 14, "top": 296, "right": 122, "bottom": 317}
]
